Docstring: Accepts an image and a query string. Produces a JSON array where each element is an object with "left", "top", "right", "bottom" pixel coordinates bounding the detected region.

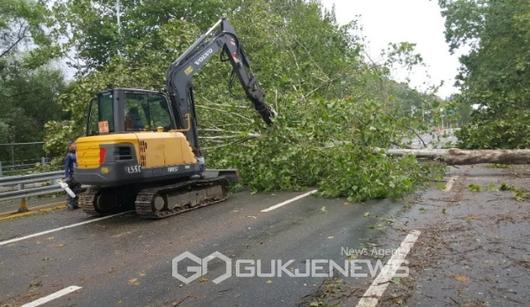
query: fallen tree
[{"left": 386, "top": 148, "right": 530, "bottom": 165}]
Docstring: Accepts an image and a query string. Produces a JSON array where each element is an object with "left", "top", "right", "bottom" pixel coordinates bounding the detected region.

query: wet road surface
[
  {"left": 1, "top": 163, "right": 528, "bottom": 306},
  {"left": 0, "top": 190, "right": 403, "bottom": 306}
]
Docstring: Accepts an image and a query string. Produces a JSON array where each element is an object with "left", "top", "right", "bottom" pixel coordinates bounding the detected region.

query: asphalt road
[
  {"left": 1, "top": 163, "right": 528, "bottom": 306},
  {"left": 0, "top": 189, "right": 404, "bottom": 306}
]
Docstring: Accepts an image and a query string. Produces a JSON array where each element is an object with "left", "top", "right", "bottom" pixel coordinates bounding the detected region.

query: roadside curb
[{"left": 0, "top": 201, "right": 66, "bottom": 222}]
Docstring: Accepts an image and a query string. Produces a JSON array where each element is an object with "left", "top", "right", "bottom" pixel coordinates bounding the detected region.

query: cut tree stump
[{"left": 386, "top": 148, "right": 530, "bottom": 165}]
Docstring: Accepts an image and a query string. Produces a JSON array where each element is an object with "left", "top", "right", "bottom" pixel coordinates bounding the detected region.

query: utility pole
[
  {"left": 116, "top": 0, "right": 121, "bottom": 36},
  {"left": 116, "top": 0, "right": 122, "bottom": 56},
  {"left": 10, "top": 144, "right": 14, "bottom": 168},
  {"left": 440, "top": 108, "right": 444, "bottom": 130}
]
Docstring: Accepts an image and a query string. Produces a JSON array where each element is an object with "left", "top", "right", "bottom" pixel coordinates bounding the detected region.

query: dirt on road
[{"left": 380, "top": 164, "right": 530, "bottom": 306}]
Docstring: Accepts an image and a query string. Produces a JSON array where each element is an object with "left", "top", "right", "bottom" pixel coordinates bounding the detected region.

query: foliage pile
[
  {"left": 41, "top": 0, "right": 441, "bottom": 200},
  {"left": 440, "top": 0, "right": 530, "bottom": 149}
]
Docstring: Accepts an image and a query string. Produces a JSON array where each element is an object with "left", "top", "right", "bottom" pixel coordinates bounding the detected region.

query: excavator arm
[{"left": 165, "top": 18, "right": 275, "bottom": 155}]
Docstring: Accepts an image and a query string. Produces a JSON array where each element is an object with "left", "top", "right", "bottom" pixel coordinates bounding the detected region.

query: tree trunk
[{"left": 387, "top": 148, "right": 530, "bottom": 165}]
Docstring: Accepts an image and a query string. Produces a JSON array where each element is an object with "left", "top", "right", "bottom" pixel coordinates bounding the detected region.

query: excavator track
[
  {"left": 79, "top": 186, "right": 137, "bottom": 216},
  {"left": 135, "top": 176, "right": 229, "bottom": 219},
  {"left": 79, "top": 188, "right": 99, "bottom": 216},
  {"left": 79, "top": 171, "right": 237, "bottom": 218}
]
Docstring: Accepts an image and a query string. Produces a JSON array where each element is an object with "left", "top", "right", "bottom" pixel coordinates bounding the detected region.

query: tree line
[{"left": 3, "top": 0, "right": 526, "bottom": 199}]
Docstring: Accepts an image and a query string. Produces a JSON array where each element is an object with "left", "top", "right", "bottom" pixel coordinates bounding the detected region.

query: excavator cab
[{"left": 86, "top": 88, "right": 176, "bottom": 135}]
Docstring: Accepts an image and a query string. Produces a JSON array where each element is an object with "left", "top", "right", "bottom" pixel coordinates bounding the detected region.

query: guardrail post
[
  {"left": 18, "top": 198, "right": 29, "bottom": 212},
  {"left": 17, "top": 183, "right": 29, "bottom": 213}
]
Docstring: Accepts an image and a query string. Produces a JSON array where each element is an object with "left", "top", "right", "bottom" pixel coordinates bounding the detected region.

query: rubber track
[
  {"left": 79, "top": 188, "right": 100, "bottom": 216},
  {"left": 135, "top": 177, "right": 229, "bottom": 219}
]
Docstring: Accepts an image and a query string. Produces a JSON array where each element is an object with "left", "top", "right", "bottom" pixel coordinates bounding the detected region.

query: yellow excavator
[{"left": 74, "top": 18, "right": 275, "bottom": 218}]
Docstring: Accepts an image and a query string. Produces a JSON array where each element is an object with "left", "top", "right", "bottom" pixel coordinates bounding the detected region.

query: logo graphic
[
  {"left": 194, "top": 48, "right": 214, "bottom": 66},
  {"left": 172, "top": 251, "right": 231, "bottom": 284}
]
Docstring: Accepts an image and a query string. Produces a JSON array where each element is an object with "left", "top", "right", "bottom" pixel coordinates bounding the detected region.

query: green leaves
[
  {"left": 440, "top": 0, "right": 530, "bottom": 149},
  {"left": 457, "top": 106, "right": 530, "bottom": 148},
  {"left": 207, "top": 96, "right": 427, "bottom": 201},
  {"left": 0, "top": 0, "right": 59, "bottom": 65}
]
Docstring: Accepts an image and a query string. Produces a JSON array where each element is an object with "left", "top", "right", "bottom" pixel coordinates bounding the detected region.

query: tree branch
[{"left": 0, "top": 25, "right": 28, "bottom": 59}]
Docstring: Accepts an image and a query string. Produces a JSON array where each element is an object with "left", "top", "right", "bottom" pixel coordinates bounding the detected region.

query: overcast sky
[{"left": 320, "top": 0, "right": 460, "bottom": 98}]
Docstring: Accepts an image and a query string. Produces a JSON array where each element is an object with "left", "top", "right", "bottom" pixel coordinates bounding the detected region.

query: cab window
[
  {"left": 87, "top": 92, "right": 115, "bottom": 135},
  {"left": 124, "top": 93, "right": 173, "bottom": 131}
]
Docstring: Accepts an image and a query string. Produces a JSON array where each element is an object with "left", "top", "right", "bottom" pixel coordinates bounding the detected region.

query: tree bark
[{"left": 387, "top": 148, "right": 530, "bottom": 165}]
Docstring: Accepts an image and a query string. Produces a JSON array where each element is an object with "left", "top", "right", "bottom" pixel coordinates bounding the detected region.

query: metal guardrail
[
  {"left": 0, "top": 171, "right": 64, "bottom": 212},
  {"left": 0, "top": 171, "right": 63, "bottom": 186}
]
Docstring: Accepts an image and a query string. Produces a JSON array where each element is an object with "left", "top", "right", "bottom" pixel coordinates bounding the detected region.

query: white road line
[
  {"left": 0, "top": 211, "right": 132, "bottom": 247},
  {"left": 21, "top": 285, "right": 82, "bottom": 307},
  {"left": 443, "top": 176, "right": 459, "bottom": 192},
  {"left": 356, "top": 230, "right": 421, "bottom": 307},
  {"left": 260, "top": 190, "right": 318, "bottom": 213}
]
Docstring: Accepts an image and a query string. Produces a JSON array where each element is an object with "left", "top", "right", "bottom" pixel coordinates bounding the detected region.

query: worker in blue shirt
[{"left": 64, "top": 142, "right": 81, "bottom": 209}]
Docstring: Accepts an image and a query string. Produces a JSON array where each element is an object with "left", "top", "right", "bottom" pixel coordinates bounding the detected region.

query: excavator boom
[{"left": 165, "top": 18, "right": 275, "bottom": 155}]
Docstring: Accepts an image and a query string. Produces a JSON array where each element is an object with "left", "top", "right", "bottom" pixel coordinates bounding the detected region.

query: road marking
[
  {"left": 0, "top": 211, "right": 132, "bottom": 247},
  {"left": 356, "top": 230, "right": 421, "bottom": 307},
  {"left": 260, "top": 190, "right": 318, "bottom": 213},
  {"left": 21, "top": 285, "right": 82, "bottom": 307},
  {"left": 444, "top": 176, "right": 459, "bottom": 192}
]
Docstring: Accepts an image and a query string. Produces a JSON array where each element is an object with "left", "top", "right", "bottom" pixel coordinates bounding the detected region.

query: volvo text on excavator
[{"left": 74, "top": 18, "right": 275, "bottom": 218}]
